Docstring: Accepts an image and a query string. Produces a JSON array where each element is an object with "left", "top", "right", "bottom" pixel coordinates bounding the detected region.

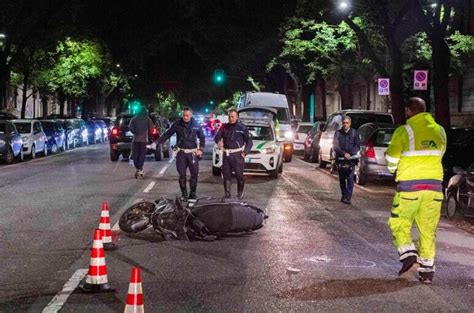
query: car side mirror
[{"left": 453, "top": 166, "right": 464, "bottom": 175}]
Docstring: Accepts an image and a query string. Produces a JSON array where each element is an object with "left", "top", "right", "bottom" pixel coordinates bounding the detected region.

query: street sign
[
  {"left": 413, "top": 70, "right": 428, "bottom": 90},
  {"left": 378, "top": 78, "right": 390, "bottom": 95}
]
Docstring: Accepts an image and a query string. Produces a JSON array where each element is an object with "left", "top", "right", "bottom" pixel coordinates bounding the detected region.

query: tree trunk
[
  {"left": 59, "top": 93, "right": 66, "bottom": 117},
  {"left": 0, "top": 70, "right": 8, "bottom": 110},
  {"left": 338, "top": 82, "right": 353, "bottom": 110},
  {"left": 387, "top": 40, "right": 405, "bottom": 125},
  {"left": 432, "top": 36, "right": 451, "bottom": 128},
  {"left": 20, "top": 73, "right": 29, "bottom": 119},
  {"left": 366, "top": 79, "right": 371, "bottom": 110},
  {"left": 319, "top": 77, "right": 327, "bottom": 120},
  {"left": 41, "top": 94, "right": 48, "bottom": 118}
]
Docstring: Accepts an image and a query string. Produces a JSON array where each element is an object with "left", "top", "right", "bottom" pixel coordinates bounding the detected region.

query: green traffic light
[
  {"left": 213, "top": 69, "right": 225, "bottom": 86},
  {"left": 205, "top": 108, "right": 209, "bottom": 113}
]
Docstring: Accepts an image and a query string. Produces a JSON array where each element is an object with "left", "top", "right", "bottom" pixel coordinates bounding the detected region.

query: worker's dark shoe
[
  {"left": 398, "top": 256, "right": 420, "bottom": 280},
  {"left": 189, "top": 178, "right": 198, "bottom": 200},
  {"left": 342, "top": 198, "right": 351, "bottom": 204},
  {"left": 224, "top": 180, "right": 231, "bottom": 198},
  {"left": 418, "top": 271, "right": 434, "bottom": 284},
  {"left": 179, "top": 178, "right": 188, "bottom": 201}
]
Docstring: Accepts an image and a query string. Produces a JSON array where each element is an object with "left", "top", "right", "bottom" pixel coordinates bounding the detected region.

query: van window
[
  {"left": 347, "top": 113, "right": 394, "bottom": 129},
  {"left": 276, "top": 108, "right": 290, "bottom": 123},
  {"left": 327, "top": 114, "right": 342, "bottom": 131}
]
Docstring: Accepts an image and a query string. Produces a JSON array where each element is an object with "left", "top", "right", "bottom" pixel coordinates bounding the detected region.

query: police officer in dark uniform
[
  {"left": 156, "top": 107, "right": 205, "bottom": 200},
  {"left": 214, "top": 108, "right": 253, "bottom": 199}
]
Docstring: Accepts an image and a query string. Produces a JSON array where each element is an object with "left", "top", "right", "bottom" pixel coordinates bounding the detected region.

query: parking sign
[
  {"left": 378, "top": 78, "right": 390, "bottom": 95},
  {"left": 413, "top": 70, "right": 428, "bottom": 90}
]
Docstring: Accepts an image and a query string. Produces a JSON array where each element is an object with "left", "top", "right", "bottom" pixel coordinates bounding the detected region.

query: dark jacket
[
  {"left": 214, "top": 121, "right": 253, "bottom": 155},
  {"left": 333, "top": 128, "right": 360, "bottom": 162},
  {"left": 129, "top": 114, "right": 154, "bottom": 143},
  {"left": 157, "top": 117, "right": 205, "bottom": 149}
]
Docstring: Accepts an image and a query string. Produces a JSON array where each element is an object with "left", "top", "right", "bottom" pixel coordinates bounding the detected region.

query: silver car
[
  {"left": 12, "top": 119, "right": 48, "bottom": 159},
  {"left": 355, "top": 123, "right": 395, "bottom": 185}
]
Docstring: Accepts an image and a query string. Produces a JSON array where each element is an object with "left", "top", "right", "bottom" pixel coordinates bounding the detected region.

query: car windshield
[
  {"left": 239, "top": 109, "right": 275, "bottom": 123},
  {"left": 248, "top": 126, "right": 274, "bottom": 141},
  {"left": 347, "top": 113, "right": 394, "bottom": 129},
  {"left": 373, "top": 129, "right": 395, "bottom": 147},
  {"left": 298, "top": 125, "right": 313, "bottom": 133},
  {"left": 276, "top": 108, "right": 290, "bottom": 123},
  {"left": 41, "top": 122, "right": 55, "bottom": 131},
  {"left": 0, "top": 123, "right": 6, "bottom": 133},
  {"left": 119, "top": 117, "right": 133, "bottom": 127},
  {"left": 14, "top": 123, "right": 31, "bottom": 133}
]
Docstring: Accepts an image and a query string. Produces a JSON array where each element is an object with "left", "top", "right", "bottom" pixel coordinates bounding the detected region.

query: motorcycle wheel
[
  {"left": 445, "top": 191, "right": 462, "bottom": 220},
  {"left": 119, "top": 201, "right": 156, "bottom": 233}
]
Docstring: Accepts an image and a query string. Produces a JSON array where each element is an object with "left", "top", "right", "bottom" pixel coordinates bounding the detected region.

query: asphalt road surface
[{"left": 0, "top": 139, "right": 473, "bottom": 312}]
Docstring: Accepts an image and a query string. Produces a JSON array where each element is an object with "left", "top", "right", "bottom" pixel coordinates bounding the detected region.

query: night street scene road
[{"left": 1, "top": 1, "right": 474, "bottom": 312}]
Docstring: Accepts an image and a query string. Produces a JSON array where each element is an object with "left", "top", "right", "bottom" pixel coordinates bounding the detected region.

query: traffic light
[
  {"left": 213, "top": 69, "right": 225, "bottom": 86},
  {"left": 129, "top": 100, "right": 142, "bottom": 115},
  {"left": 205, "top": 108, "right": 209, "bottom": 113}
]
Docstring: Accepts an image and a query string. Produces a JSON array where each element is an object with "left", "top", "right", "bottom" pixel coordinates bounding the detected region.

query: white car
[
  {"left": 212, "top": 107, "right": 284, "bottom": 178},
  {"left": 294, "top": 122, "right": 314, "bottom": 151},
  {"left": 12, "top": 119, "right": 48, "bottom": 159}
]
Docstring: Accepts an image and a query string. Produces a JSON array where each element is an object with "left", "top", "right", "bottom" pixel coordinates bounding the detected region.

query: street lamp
[
  {"left": 116, "top": 63, "right": 121, "bottom": 68},
  {"left": 431, "top": 3, "right": 437, "bottom": 8},
  {"left": 338, "top": 1, "right": 350, "bottom": 11},
  {"left": 0, "top": 33, "right": 6, "bottom": 39}
]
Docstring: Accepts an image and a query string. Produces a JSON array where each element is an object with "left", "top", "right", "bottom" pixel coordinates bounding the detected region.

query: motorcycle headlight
[
  {"left": 262, "top": 146, "right": 276, "bottom": 154},
  {"left": 284, "top": 130, "right": 293, "bottom": 140}
]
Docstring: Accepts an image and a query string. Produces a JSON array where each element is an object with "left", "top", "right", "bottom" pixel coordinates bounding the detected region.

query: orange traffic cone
[
  {"left": 99, "top": 201, "right": 116, "bottom": 251},
  {"left": 124, "top": 267, "right": 144, "bottom": 313},
  {"left": 79, "top": 229, "right": 114, "bottom": 293}
]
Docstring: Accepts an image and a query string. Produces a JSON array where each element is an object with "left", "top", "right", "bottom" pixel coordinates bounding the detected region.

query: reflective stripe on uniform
[
  {"left": 402, "top": 150, "right": 443, "bottom": 157},
  {"left": 388, "top": 165, "right": 398, "bottom": 172},
  {"left": 404, "top": 125, "right": 415, "bottom": 151},
  {"left": 385, "top": 154, "right": 400, "bottom": 164}
]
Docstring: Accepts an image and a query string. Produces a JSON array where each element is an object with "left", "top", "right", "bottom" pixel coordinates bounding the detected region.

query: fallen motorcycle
[{"left": 119, "top": 197, "right": 268, "bottom": 241}]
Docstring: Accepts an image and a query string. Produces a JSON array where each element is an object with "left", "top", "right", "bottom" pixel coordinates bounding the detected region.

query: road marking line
[
  {"left": 42, "top": 269, "right": 88, "bottom": 313},
  {"left": 143, "top": 181, "right": 156, "bottom": 193}
]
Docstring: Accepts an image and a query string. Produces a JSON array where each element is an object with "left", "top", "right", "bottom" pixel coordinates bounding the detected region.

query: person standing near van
[
  {"left": 129, "top": 105, "right": 154, "bottom": 178},
  {"left": 214, "top": 109, "right": 253, "bottom": 199},
  {"left": 332, "top": 116, "right": 360, "bottom": 204},
  {"left": 386, "top": 97, "right": 446, "bottom": 284}
]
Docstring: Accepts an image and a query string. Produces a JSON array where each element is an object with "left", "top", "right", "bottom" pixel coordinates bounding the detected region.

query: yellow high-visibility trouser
[{"left": 388, "top": 190, "right": 443, "bottom": 262}]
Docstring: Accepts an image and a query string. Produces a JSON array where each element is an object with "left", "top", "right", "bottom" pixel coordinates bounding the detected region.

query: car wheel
[
  {"left": 445, "top": 191, "right": 462, "bottom": 220},
  {"left": 269, "top": 168, "right": 279, "bottom": 179},
  {"left": 212, "top": 166, "right": 221, "bottom": 176},
  {"left": 163, "top": 146, "right": 170, "bottom": 158},
  {"left": 278, "top": 161, "right": 283, "bottom": 173},
  {"left": 303, "top": 149, "right": 309, "bottom": 161},
  {"left": 110, "top": 150, "right": 119, "bottom": 162},
  {"left": 355, "top": 164, "right": 367, "bottom": 185},
  {"left": 155, "top": 145, "right": 164, "bottom": 161},
  {"left": 318, "top": 150, "right": 326, "bottom": 168},
  {"left": 284, "top": 152, "right": 292, "bottom": 163},
  {"left": 5, "top": 147, "right": 14, "bottom": 164},
  {"left": 31, "top": 145, "right": 36, "bottom": 159},
  {"left": 51, "top": 142, "right": 58, "bottom": 154}
]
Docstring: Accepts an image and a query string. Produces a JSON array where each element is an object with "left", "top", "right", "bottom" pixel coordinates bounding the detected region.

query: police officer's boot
[
  {"left": 179, "top": 178, "right": 188, "bottom": 201},
  {"left": 224, "top": 180, "right": 231, "bottom": 198},
  {"left": 189, "top": 178, "right": 198, "bottom": 200},
  {"left": 237, "top": 181, "right": 244, "bottom": 200}
]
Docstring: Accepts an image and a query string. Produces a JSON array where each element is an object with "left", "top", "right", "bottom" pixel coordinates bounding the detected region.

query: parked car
[
  {"left": 294, "top": 122, "right": 314, "bottom": 152},
  {"left": 212, "top": 107, "right": 283, "bottom": 178},
  {"left": 57, "top": 119, "right": 76, "bottom": 149},
  {"left": 86, "top": 120, "right": 103, "bottom": 144},
  {"left": 443, "top": 127, "right": 474, "bottom": 186},
  {"left": 303, "top": 121, "right": 326, "bottom": 163},
  {"left": 92, "top": 119, "right": 109, "bottom": 142},
  {"left": 40, "top": 120, "right": 67, "bottom": 153},
  {"left": 109, "top": 114, "right": 163, "bottom": 162},
  {"left": 75, "top": 119, "right": 89, "bottom": 146},
  {"left": 0, "top": 120, "right": 23, "bottom": 163},
  {"left": 354, "top": 123, "right": 396, "bottom": 185},
  {"left": 319, "top": 110, "right": 394, "bottom": 169},
  {"left": 12, "top": 119, "right": 48, "bottom": 159}
]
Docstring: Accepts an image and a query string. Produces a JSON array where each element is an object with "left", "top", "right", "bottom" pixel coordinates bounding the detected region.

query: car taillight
[
  {"left": 151, "top": 127, "right": 159, "bottom": 136},
  {"left": 111, "top": 127, "right": 119, "bottom": 136},
  {"left": 365, "top": 140, "right": 376, "bottom": 159}
]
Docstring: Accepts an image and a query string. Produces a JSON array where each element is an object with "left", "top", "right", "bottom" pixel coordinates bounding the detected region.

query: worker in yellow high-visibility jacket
[{"left": 386, "top": 97, "right": 447, "bottom": 284}]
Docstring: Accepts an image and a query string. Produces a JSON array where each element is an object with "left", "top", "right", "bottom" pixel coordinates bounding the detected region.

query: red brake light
[
  {"left": 111, "top": 127, "right": 119, "bottom": 136},
  {"left": 151, "top": 127, "right": 158, "bottom": 135},
  {"left": 365, "top": 140, "right": 376, "bottom": 158}
]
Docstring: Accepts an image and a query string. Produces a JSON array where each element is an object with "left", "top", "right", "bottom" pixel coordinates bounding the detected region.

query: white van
[{"left": 237, "top": 92, "right": 294, "bottom": 162}]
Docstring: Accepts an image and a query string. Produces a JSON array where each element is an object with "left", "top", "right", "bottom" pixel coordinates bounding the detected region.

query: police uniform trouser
[
  {"left": 176, "top": 151, "right": 199, "bottom": 181},
  {"left": 388, "top": 190, "right": 443, "bottom": 269},
  {"left": 222, "top": 153, "right": 244, "bottom": 183}
]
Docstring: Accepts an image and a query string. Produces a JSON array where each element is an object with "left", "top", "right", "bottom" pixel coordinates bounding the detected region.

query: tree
[{"left": 153, "top": 92, "right": 182, "bottom": 118}]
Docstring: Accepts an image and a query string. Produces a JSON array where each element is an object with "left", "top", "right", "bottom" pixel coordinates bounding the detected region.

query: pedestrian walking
[
  {"left": 156, "top": 107, "right": 205, "bottom": 200},
  {"left": 386, "top": 97, "right": 447, "bottom": 284},
  {"left": 332, "top": 115, "right": 360, "bottom": 204},
  {"left": 129, "top": 105, "right": 154, "bottom": 179},
  {"left": 214, "top": 108, "right": 253, "bottom": 199}
]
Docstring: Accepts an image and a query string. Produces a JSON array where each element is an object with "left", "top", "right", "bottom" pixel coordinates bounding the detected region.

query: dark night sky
[{"left": 80, "top": 0, "right": 297, "bottom": 106}]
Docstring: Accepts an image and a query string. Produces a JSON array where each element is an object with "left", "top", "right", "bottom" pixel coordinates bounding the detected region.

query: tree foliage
[{"left": 153, "top": 92, "right": 182, "bottom": 117}]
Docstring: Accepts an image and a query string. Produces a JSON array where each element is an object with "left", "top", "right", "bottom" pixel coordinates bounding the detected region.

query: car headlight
[
  {"left": 262, "top": 146, "right": 276, "bottom": 154},
  {"left": 284, "top": 130, "right": 293, "bottom": 139},
  {"left": 22, "top": 137, "right": 28, "bottom": 142},
  {"left": 82, "top": 130, "right": 88, "bottom": 136},
  {"left": 0, "top": 139, "right": 5, "bottom": 145}
]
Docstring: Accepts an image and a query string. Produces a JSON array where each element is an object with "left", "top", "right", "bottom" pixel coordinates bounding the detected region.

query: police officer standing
[
  {"left": 332, "top": 115, "right": 360, "bottom": 204},
  {"left": 386, "top": 97, "right": 446, "bottom": 284},
  {"left": 156, "top": 107, "right": 205, "bottom": 200},
  {"left": 214, "top": 108, "right": 253, "bottom": 199}
]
